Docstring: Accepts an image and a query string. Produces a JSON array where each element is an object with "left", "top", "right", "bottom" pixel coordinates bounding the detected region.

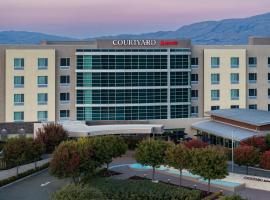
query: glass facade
[{"left": 76, "top": 49, "right": 191, "bottom": 120}]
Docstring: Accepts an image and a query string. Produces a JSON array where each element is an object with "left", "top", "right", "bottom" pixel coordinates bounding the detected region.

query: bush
[
  {"left": 184, "top": 139, "right": 208, "bottom": 149},
  {"left": 89, "top": 178, "right": 202, "bottom": 200},
  {"left": 36, "top": 123, "right": 68, "bottom": 153},
  {"left": 3, "top": 137, "right": 44, "bottom": 168},
  {"left": 52, "top": 184, "right": 105, "bottom": 200},
  {"left": 240, "top": 137, "right": 267, "bottom": 152},
  {"left": 220, "top": 195, "right": 246, "bottom": 200},
  {"left": 260, "top": 150, "right": 270, "bottom": 169}
]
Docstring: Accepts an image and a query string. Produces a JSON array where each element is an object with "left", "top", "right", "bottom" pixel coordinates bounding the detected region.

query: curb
[{"left": 0, "top": 168, "right": 49, "bottom": 190}]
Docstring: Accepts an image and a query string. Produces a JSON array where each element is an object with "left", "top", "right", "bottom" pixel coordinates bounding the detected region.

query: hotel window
[
  {"left": 268, "top": 104, "right": 270, "bottom": 111},
  {"left": 268, "top": 57, "right": 270, "bottom": 67},
  {"left": 211, "top": 73, "right": 220, "bottom": 85},
  {"left": 231, "top": 57, "right": 239, "bottom": 68},
  {"left": 14, "top": 94, "right": 24, "bottom": 106},
  {"left": 268, "top": 89, "right": 270, "bottom": 99},
  {"left": 60, "top": 75, "right": 70, "bottom": 86},
  {"left": 60, "top": 93, "right": 70, "bottom": 103},
  {"left": 191, "top": 106, "right": 198, "bottom": 117},
  {"left": 268, "top": 73, "right": 270, "bottom": 83},
  {"left": 14, "top": 112, "right": 24, "bottom": 122},
  {"left": 37, "top": 111, "right": 48, "bottom": 121},
  {"left": 60, "top": 110, "right": 70, "bottom": 120},
  {"left": 211, "top": 90, "right": 220, "bottom": 101},
  {"left": 249, "top": 104, "right": 257, "bottom": 110},
  {"left": 60, "top": 58, "right": 70, "bottom": 69},
  {"left": 14, "top": 58, "right": 24, "bottom": 70},
  {"left": 191, "top": 90, "right": 198, "bottom": 100},
  {"left": 231, "top": 105, "right": 239, "bottom": 109},
  {"left": 38, "top": 58, "right": 48, "bottom": 69},
  {"left": 37, "top": 93, "right": 48, "bottom": 105},
  {"left": 191, "top": 57, "right": 199, "bottom": 68},
  {"left": 230, "top": 73, "right": 239, "bottom": 84},
  {"left": 37, "top": 76, "right": 48, "bottom": 87},
  {"left": 211, "top": 106, "right": 220, "bottom": 111},
  {"left": 231, "top": 89, "right": 239, "bottom": 100},
  {"left": 14, "top": 76, "right": 24, "bottom": 88},
  {"left": 249, "top": 57, "right": 257, "bottom": 67},
  {"left": 211, "top": 57, "right": 220, "bottom": 68},
  {"left": 249, "top": 89, "right": 257, "bottom": 99},
  {"left": 191, "top": 74, "right": 198, "bottom": 84},
  {"left": 248, "top": 73, "right": 257, "bottom": 83}
]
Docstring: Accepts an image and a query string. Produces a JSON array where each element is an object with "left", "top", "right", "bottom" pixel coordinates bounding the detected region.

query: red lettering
[{"left": 160, "top": 40, "right": 178, "bottom": 46}]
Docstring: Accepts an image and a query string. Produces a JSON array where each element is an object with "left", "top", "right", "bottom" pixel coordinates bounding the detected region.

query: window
[
  {"left": 231, "top": 89, "right": 239, "bottom": 100},
  {"left": 191, "top": 58, "right": 199, "bottom": 68},
  {"left": 268, "top": 73, "right": 270, "bottom": 83},
  {"left": 211, "top": 57, "right": 220, "bottom": 68},
  {"left": 248, "top": 73, "right": 257, "bottom": 83},
  {"left": 191, "top": 106, "right": 198, "bottom": 117},
  {"left": 14, "top": 76, "right": 24, "bottom": 88},
  {"left": 37, "top": 93, "right": 48, "bottom": 105},
  {"left": 191, "top": 74, "right": 198, "bottom": 84},
  {"left": 231, "top": 57, "right": 239, "bottom": 68},
  {"left": 191, "top": 90, "right": 198, "bottom": 100},
  {"left": 37, "top": 76, "right": 48, "bottom": 87},
  {"left": 268, "top": 104, "right": 270, "bottom": 111},
  {"left": 211, "top": 73, "right": 220, "bottom": 84},
  {"left": 211, "top": 106, "right": 220, "bottom": 111},
  {"left": 60, "top": 75, "right": 70, "bottom": 86},
  {"left": 38, "top": 58, "right": 48, "bottom": 69},
  {"left": 249, "top": 57, "right": 257, "bottom": 67},
  {"left": 249, "top": 104, "right": 257, "bottom": 110},
  {"left": 268, "top": 57, "right": 270, "bottom": 67},
  {"left": 14, "top": 58, "right": 24, "bottom": 70},
  {"left": 249, "top": 89, "right": 257, "bottom": 99},
  {"left": 268, "top": 89, "right": 270, "bottom": 98},
  {"left": 14, "top": 112, "right": 24, "bottom": 122},
  {"left": 60, "top": 58, "right": 70, "bottom": 68},
  {"left": 230, "top": 73, "right": 239, "bottom": 84},
  {"left": 14, "top": 94, "right": 24, "bottom": 106},
  {"left": 60, "top": 93, "right": 70, "bottom": 103},
  {"left": 60, "top": 110, "right": 70, "bottom": 120},
  {"left": 211, "top": 90, "right": 220, "bottom": 101},
  {"left": 231, "top": 105, "right": 239, "bottom": 109},
  {"left": 37, "top": 111, "right": 48, "bottom": 121}
]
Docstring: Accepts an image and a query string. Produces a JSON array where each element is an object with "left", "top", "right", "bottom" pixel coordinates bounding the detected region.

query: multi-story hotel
[{"left": 0, "top": 37, "right": 270, "bottom": 134}]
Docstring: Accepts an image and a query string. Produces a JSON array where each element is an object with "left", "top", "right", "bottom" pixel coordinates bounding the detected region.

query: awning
[
  {"left": 59, "top": 121, "right": 164, "bottom": 138},
  {"left": 191, "top": 120, "right": 259, "bottom": 141}
]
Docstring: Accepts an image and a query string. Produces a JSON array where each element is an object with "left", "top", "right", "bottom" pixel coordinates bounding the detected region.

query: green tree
[
  {"left": 36, "top": 123, "right": 68, "bottom": 153},
  {"left": 135, "top": 139, "right": 169, "bottom": 181},
  {"left": 234, "top": 145, "right": 260, "bottom": 174},
  {"left": 265, "top": 134, "right": 270, "bottom": 150},
  {"left": 166, "top": 144, "right": 191, "bottom": 187},
  {"left": 190, "top": 146, "right": 228, "bottom": 193}
]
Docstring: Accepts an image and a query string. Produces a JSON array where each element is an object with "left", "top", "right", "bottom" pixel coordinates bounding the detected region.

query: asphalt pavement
[{"left": 0, "top": 169, "right": 70, "bottom": 200}]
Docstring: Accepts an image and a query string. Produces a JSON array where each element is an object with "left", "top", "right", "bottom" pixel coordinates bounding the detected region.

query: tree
[
  {"left": 240, "top": 136, "right": 267, "bottom": 152},
  {"left": 190, "top": 146, "right": 228, "bottom": 193},
  {"left": 265, "top": 134, "right": 270, "bottom": 150},
  {"left": 166, "top": 144, "right": 191, "bottom": 187},
  {"left": 234, "top": 146, "right": 260, "bottom": 174},
  {"left": 260, "top": 150, "right": 270, "bottom": 170},
  {"left": 135, "top": 139, "right": 169, "bottom": 181},
  {"left": 184, "top": 139, "right": 208, "bottom": 149},
  {"left": 36, "top": 123, "right": 68, "bottom": 153}
]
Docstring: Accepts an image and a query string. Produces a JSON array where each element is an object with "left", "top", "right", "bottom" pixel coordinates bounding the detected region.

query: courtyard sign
[{"left": 112, "top": 40, "right": 157, "bottom": 46}]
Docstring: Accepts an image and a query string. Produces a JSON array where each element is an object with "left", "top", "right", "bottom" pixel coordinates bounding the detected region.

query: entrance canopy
[
  {"left": 59, "top": 121, "right": 164, "bottom": 137},
  {"left": 191, "top": 120, "right": 259, "bottom": 141}
]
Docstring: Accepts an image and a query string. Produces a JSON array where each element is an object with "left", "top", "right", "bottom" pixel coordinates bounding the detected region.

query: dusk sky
[{"left": 0, "top": 0, "right": 270, "bottom": 38}]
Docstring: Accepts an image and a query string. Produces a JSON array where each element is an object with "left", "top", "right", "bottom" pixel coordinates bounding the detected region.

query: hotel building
[{"left": 0, "top": 37, "right": 270, "bottom": 142}]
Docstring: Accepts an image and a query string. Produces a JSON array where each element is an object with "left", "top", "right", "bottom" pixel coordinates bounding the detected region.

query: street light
[{"left": 231, "top": 130, "right": 234, "bottom": 173}]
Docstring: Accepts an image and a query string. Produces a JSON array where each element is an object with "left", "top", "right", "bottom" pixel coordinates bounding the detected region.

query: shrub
[
  {"left": 36, "top": 123, "right": 68, "bottom": 153},
  {"left": 260, "top": 150, "right": 270, "bottom": 169},
  {"left": 184, "top": 139, "right": 208, "bottom": 149},
  {"left": 220, "top": 195, "right": 246, "bottom": 200},
  {"left": 89, "top": 178, "right": 202, "bottom": 200},
  {"left": 52, "top": 184, "right": 105, "bottom": 200},
  {"left": 240, "top": 137, "right": 267, "bottom": 152}
]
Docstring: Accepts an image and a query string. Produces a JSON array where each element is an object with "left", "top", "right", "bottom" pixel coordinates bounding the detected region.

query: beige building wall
[
  {"left": 203, "top": 49, "right": 247, "bottom": 114},
  {"left": 5, "top": 49, "right": 56, "bottom": 122}
]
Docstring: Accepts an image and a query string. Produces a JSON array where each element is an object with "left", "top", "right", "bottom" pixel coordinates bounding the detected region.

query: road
[{"left": 0, "top": 169, "right": 70, "bottom": 200}]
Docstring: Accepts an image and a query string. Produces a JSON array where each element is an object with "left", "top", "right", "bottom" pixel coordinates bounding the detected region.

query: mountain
[
  {"left": 1, "top": 12, "right": 270, "bottom": 45},
  {"left": 0, "top": 31, "right": 74, "bottom": 44}
]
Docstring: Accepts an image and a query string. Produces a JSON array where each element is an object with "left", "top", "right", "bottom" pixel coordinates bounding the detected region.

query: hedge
[
  {"left": 220, "top": 195, "right": 246, "bottom": 200},
  {"left": 0, "top": 163, "right": 49, "bottom": 187},
  {"left": 89, "top": 178, "right": 202, "bottom": 200}
]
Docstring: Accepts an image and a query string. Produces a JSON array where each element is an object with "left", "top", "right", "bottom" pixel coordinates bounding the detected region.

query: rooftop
[{"left": 209, "top": 109, "right": 270, "bottom": 126}]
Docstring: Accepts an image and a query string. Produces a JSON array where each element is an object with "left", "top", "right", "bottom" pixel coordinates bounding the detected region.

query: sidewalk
[{"left": 0, "top": 158, "right": 51, "bottom": 181}]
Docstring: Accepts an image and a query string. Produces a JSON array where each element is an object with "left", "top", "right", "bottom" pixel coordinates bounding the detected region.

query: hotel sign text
[{"left": 112, "top": 40, "right": 179, "bottom": 46}]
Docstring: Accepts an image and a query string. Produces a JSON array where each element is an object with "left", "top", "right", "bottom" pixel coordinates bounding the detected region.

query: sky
[{"left": 0, "top": 0, "right": 270, "bottom": 38}]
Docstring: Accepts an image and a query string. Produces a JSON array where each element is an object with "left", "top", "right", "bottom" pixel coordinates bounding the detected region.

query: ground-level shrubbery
[{"left": 220, "top": 195, "right": 246, "bottom": 200}]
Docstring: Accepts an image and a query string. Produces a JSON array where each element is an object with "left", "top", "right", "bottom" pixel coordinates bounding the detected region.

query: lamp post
[{"left": 231, "top": 130, "right": 234, "bottom": 173}]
